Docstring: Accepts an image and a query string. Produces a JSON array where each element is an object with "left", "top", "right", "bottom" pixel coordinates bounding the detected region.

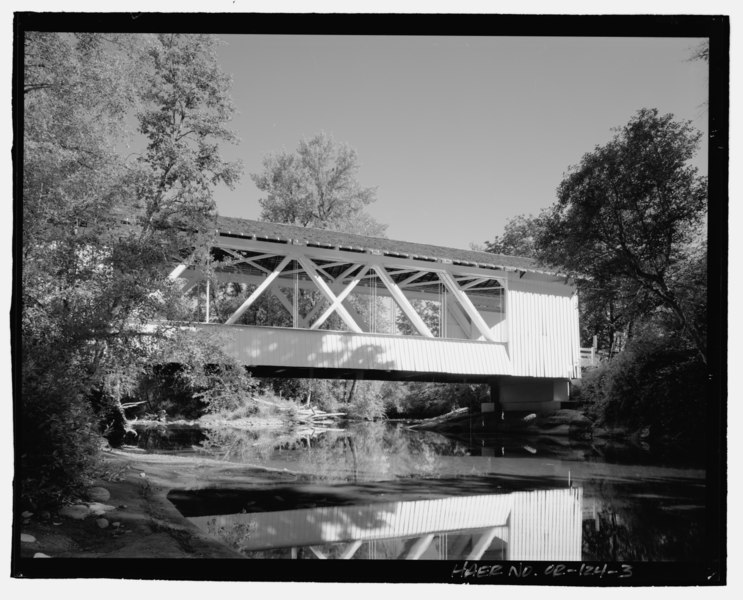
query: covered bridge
[{"left": 168, "top": 216, "right": 582, "bottom": 414}]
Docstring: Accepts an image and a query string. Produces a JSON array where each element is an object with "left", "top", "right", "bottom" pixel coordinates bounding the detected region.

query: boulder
[
  {"left": 86, "top": 486, "right": 111, "bottom": 503},
  {"left": 96, "top": 518, "right": 109, "bottom": 529},
  {"left": 34, "top": 553, "right": 51, "bottom": 558},
  {"left": 59, "top": 504, "right": 91, "bottom": 520},
  {"left": 20, "top": 533, "right": 36, "bottom": 543},
  {"left": 87, "top": 502, "right": 116, "bottom": 516}
]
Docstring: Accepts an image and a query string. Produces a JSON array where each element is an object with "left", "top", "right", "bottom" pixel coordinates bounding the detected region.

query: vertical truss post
[
  {"left": 205, "top": 279, "right": 210, "bottom": 323},
  {"left": 293, "top": 268, "right": 299, "bottom": 328}
]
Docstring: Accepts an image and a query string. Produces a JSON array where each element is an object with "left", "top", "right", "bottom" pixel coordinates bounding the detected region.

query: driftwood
[
  {"left": 407, "top": 407, "right": 470, "bottom": 431},
  {"left": 295, "top": 406, "right": 347, "bottom": 426},
  {"left": 121, "top": 401, "right": 147, "bottom": 410}
]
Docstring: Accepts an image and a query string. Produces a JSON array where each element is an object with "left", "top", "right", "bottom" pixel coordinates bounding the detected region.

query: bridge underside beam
[{"left": 229, "top": 364, "right": 499, "bottom": 385}]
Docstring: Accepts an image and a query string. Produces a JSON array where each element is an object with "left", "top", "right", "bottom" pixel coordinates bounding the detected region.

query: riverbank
[{"left": 16, "top": 447, "right": 306, "bottom": 560}]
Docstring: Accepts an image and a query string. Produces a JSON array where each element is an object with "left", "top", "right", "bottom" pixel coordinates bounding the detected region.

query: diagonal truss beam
[
  {"left": 168, "top": 263, "right": 189, "bottom": 280},
  {"left": 181, "top": 277, "right": 201, "bottom": 294},
  {"left": 334, "top": 263, "right": 364, "bottom": 284},
  {"left": 447, "top": 296, "right": 472, "bottom": 337},
  {"left": 400, "top": 277, "right": 443, "bottom": 289},
  {"left": 308, "top": 265, "right": 371, "bottom": 331},
  {"left": 338, "top": 540, "right": 363, "bottom": 559},
  {"left": 373, "top": 265, "right": 433, "bottom": 338},
  {"left": 397, "top": 271, "right": 430, "bottom": 288},
  {"left": 298, "top": 256, "right": 362, "bottom": 333},
  {"left": 466, "top": 527, "right": 505, "bottom": 560},
  {"left": 460, "top": 277, "right": 491, "bottom": 290},
  {"left": 225, "top": 256, "right": 292, "bottom": 325},
  {"left": 304, "top": 293, "right": 370, "bottom": 332},
  {"left": 308, "top": 546, "right": 328, "bottom": 559},
  {"left": 405, "top": 534, "right": 435, "bottom": 559},
  {"left": 310, "top": 266, "right": 370, "bottom": 330},
  {"left": 303, "top": 296, "right": 369, "bottom": 332},
  {"left": 439, "top": 271, "right": 497, "bottom": 342},
  {"left": 221, "top": 248, "right": 278, "bottom": 275}
]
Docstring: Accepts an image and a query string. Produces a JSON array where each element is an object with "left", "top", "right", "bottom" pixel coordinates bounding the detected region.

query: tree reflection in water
[
  {"left": 581, "top": 490, "right": 705, "bottom": 562},
  {"left": 200, "top": 421, "right": 469, "bottom": 481}
]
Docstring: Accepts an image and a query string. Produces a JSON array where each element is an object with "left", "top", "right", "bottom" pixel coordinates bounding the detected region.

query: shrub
[
  {"left": 580, "top": 335, "right": 707, "bottom": 445},
  {"left": 20, "top": 358, "right": 102, "bottom": 507}
]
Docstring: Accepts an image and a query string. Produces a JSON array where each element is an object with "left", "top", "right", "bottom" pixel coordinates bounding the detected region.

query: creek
[{"left": 128, "top": 421, "right": 708, "bottom": 562}]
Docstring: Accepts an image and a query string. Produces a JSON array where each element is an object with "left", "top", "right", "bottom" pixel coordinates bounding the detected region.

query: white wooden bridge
[{"left": 168, "top": 217, "right": 583, "bottom": 413}]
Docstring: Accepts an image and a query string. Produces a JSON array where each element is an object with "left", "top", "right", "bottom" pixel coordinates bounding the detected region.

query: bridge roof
[{"left": 216, "top": 216, "right": 557, "bottom": 276}]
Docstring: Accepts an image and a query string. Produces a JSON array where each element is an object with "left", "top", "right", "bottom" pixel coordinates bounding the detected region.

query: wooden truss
[{"left": 170, "top": 237, "right": 507, "bottom": 342}]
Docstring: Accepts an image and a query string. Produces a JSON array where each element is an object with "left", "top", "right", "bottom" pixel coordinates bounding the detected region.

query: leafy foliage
[
  {"left": 538, "top": 109, "right": 707, "bottom": 361},
  {"left": 21, "top": 33, "right": 250, "bottom": 505},
  {"left": 252, "top": 132, "right": 386, "bottom": 236},
  {"left": 578, "top": 334, "right": 707, "bottom": 446},
  {"left": 479, "top": 109, "right": 709, "bottom": 448},
  {"left": 136, "top": 34, "right": 242, "bottom": 236},
  {"left": 483, "top": 212, "right": 547, "bottom": 258}
]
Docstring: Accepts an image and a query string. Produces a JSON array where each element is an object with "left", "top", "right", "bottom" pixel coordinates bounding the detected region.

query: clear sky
[{"left": 211, "top": 34, "right": 708, "bottom": 251}]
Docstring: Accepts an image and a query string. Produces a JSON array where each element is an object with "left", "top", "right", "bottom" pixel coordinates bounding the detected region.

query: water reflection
[
  {"left": 141, "top": 421, "right": 706, "bottom": 562},
  {"left": 185, "top": 487, "right": 583, "bottom": 561},
  {"left": 199, "top": 422, "right": 472, "bottom": 481}
]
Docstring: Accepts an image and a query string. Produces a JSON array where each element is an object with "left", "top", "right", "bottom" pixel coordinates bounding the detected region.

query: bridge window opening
[{"left": 196, "top": 248, "right": 506, "bottom": 342}]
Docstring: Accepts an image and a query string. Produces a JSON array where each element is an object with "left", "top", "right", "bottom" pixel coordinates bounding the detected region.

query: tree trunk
[{"left": 346, "top": 378, "right": 357, "bottom": 404}]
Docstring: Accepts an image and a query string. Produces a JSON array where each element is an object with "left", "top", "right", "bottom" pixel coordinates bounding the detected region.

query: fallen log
[{"left": 407, "top": 407, "right": 470, "bottom": 431}]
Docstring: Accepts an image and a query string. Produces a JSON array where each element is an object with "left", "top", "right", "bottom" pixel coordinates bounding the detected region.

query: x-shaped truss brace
[{"left": 213, "top": 251, "right": 503, "bottom": 342}]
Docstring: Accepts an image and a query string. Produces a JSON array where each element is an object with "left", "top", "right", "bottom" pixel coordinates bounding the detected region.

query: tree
[
  {"left": 251, "top": 132, "right": 386, "bottom": 236},
  {"left": 538, "top": 109, "right": 707, "bottom": 363},
  {"left": 20, "top": 33, "right": 249, "bottom": 505},
  {"left": 248, "top": 134, "right": 388, "bottom": 408},
  {"left": 483, "top": 212, "right": 547, "bottom": 257},
  {"left": 136, "top": 34, "right": 242, "bottom": 237}
]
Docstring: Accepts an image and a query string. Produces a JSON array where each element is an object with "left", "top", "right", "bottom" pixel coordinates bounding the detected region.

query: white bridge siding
[
  {"left": 507, "top": 278, "right": 582, "bottom": 380},
  {"left": 186, "top": 323, "right": 512, "bottom": 377}
]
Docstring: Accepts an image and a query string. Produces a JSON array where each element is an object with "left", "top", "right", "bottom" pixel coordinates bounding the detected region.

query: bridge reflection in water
[{"left": 189, "top": 487, "right": 583, "bottom": 560}]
